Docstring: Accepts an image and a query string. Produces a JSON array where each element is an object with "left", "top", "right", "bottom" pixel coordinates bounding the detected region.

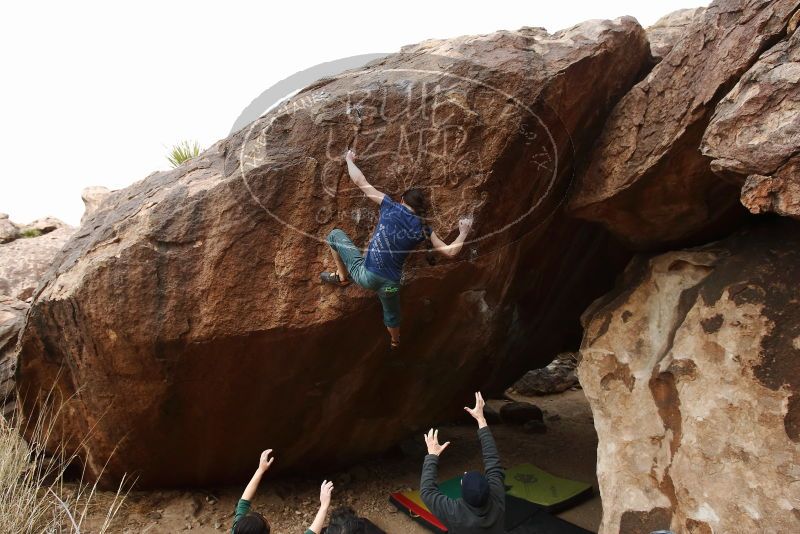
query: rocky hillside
[
  {"left": 0, "top": 214, "right": 73, "bottom": 418},
  {"left": 0, "top": 187, "right": 107, "bottom": 418},
  {"left": 10, "top": 1, "right": 800, "bottom": 533}
]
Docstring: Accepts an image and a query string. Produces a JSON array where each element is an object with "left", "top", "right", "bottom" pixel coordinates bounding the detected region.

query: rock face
[
  {"left": 17, "top": 19, "right": 647, "bottom": 487},
  {"left": 702, "top": 16, "right": 800, "bottom": 218},
  {"left": 508, "top": 352, "right": 579, "bottom": 395},
  {"left": 646, "top": 7, "right": 706, "bottom": 62},
  {"left": 569, "top": 0, "right": 800, "bottom": 248},
  {"left": 81, "top": 186, "right": 111, "bottom": 224},
  {"left": 0, "top": 226, "right": 75, "bottom": 301},
  {"left": 0, "top": 224, "right": 73, "bottom": 417},
  {"left": 0, "top": 296, "right": 27, "bottom": 418},
  {"left": 578, "top": 219, "right": 800, "bottom": 534}
]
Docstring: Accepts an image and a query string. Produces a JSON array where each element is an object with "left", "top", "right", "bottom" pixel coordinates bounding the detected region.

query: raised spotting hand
[
  {"left": 464, "top": 391, "right": 488, "bottom": 429},
  {"left": 424, "top": 428, "right": 450, "bottom": 456}
]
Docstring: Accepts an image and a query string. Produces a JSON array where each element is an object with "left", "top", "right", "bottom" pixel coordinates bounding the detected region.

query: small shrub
[
  {"left": 167, "top": 140, "right": 202, "bottom": 168},
  {"left": 20, "top": 228, "right": 42, "bottom": 238}
]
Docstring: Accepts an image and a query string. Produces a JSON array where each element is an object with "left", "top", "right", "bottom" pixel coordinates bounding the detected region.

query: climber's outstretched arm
[
  {"left": 307, "top": 480, "right": 334, "bottom": 534},
  {"left": 465, "top": 392, "right": 505, "bottom": 504},
  {"left": 232, "top": 451, "right": 272, "bottom": 532},
  {"left": 430, "top": 217, "right": 473, "bottom": 258},
  {"left": 241, "top": 449, "right": 274, "bottom": 501},
  {"left": 345, "top": 149, "right": 385, "bottom": 205}
]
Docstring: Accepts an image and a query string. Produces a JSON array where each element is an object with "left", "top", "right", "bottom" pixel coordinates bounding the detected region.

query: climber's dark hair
[
  {"left": 233, "top": 512, "right": 270, "bottom": 534},
  {"left": 401, "top": 188, "right": 436, "bottom": 266}
]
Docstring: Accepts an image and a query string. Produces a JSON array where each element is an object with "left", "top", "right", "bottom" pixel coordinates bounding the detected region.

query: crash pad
[
  {"left": 389, "top": 464, "right": 593, "bottom": 532},
  {"left": 505, "top": 463, "right": 593, "bottom": 512}
]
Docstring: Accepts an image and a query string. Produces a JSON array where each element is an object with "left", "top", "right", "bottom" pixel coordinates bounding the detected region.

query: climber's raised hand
[
  {"left": 344, "top": 149, "right": 385, "bottom": 205},
  {"left": 319, "top": 480, "right": 334, "bottom": 506},
  {"left": 257, "top": 449, "right": 275, "bottom": 473},
  {"left": 241, "top": 448, "right": 274, "bottom": 501},
  {"left": 309, "top": 480, "right": 335, "bottom": 533},
  {"left": 424, "top": 428, "right": 450, "bottom": 456},
  {"left": 458, "top": 216, "right": 474, "bottom": 236},
  {"left": 464, "top": 391, "right": 487, "bottom": 428}
]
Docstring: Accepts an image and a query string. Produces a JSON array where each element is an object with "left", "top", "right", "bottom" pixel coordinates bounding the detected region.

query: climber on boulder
[{"left": 321, "top": 149, "right": 473, "bottom": 348}]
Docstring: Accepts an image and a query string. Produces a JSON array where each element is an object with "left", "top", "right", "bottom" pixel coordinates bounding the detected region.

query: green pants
[{"left": 326, "top": 229, "right": 401, "bottom": 327}]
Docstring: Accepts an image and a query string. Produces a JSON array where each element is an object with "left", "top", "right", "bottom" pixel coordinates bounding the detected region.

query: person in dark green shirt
[{"left": 232, "top": 449, "right": 334, "bottom": 534}]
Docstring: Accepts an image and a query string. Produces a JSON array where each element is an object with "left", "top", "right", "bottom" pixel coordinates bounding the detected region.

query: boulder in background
[
  {"left": 702, "top": 14, "right": 800, "bottom": 218},
  {"left": 569, "top": 0, "right": 799, "bottom": 248},
  {"left": 0, "top": 226, "right": 74, "bottom": 301},
  {"left": 508, "top": 352, "right": 580, "bottom": 396},
  {"left": 0, "top": 214, "right": 20, "bottom": 243},
  {"left": 81, "top": 186, "right": 111, "bottom": 224},
  {"left": 646, "top": 7, "right": 706, "bottom": 62}
]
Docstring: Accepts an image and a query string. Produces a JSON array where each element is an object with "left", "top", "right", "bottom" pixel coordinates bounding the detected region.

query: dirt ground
[{"left": 83, "top": 389, "right": 601, "bottom": 533}]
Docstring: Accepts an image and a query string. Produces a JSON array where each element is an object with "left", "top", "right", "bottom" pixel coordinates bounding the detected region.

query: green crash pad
[
  {"left": 389, "top": 463, "right": 592, "bottom": 519},
  {"left": 389, "top": 464, "right": 594, "bottom": 533},
  {"left": 504, "top": 464, "right": 593, "bottom": 512},
  {"left": 436, "top": 475, "right": 463, "bottom": 498}
]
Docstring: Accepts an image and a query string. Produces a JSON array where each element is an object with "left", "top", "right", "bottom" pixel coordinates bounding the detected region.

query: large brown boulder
[
  {"left": 569, "top": 0, "right": 800, "bottom": 248},
  {"left": 17, "top": 19, "right": 647, "bottom": 487},
  {"left": 0, "top": 226, "right": 75, "bottom": 301},
  {"left": 577, "top": 219, "right": 800, "bottom": 534},
  {"left": 702, "top": 14, "right": 800, "bottom": 218}
]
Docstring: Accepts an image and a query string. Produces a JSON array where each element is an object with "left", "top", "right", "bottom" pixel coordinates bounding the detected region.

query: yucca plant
[
  {"left": 0, "top": 388, "right": 130, "bottom": 533},
  {"left": 167, "top": 140, "right": 202, "bottom": 168}
]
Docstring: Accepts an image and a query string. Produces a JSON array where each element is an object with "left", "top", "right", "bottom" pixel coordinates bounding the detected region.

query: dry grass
[
  {"left": 20, "top": 228, "right": 43, "bottom": 238},
  {"left": 0, "top": 392, "right": 130, "bottom": 533}
]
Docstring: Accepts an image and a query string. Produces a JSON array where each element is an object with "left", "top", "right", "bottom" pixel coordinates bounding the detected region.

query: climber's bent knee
[
  {"left": 326, "top": 228, "right": 346, "bottom": 248},
  {"left": 327, "top": 228, "right": 358, "bottom": 259},
  {"left": 325, "top": 228, "right": 370, "bottom": 286}
]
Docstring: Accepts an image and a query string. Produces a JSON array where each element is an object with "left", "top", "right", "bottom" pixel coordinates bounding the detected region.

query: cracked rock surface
[
  {"left": 569, "top": 0, "right": 800, "bottom": 248},
  {"left": 578, "top": 219, "right": 800, "bottom": 534},
  {"left": 702, "top": 12, "right": 800, "bottom": 218}
]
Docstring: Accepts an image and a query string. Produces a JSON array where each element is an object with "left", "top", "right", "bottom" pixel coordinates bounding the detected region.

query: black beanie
[{"left": 461, "top": 471, "right": 489, "bottom": 507}]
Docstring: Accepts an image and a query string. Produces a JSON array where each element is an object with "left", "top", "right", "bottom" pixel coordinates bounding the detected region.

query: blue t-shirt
[{"left": 365, "top": 196, "right": 430, "bottom": 283}]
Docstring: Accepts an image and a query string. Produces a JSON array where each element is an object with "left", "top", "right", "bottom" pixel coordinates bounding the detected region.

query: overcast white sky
[{"left": 0, "top": 0, "right": 706, "bottom": 226}]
